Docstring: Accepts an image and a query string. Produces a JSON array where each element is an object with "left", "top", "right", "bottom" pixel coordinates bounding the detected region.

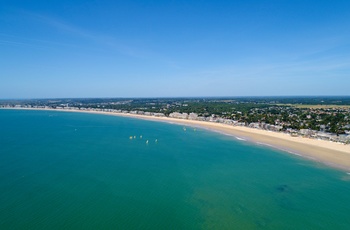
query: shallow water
[{"left": 0, "top": 109, "right": 349, "bottom": 229}]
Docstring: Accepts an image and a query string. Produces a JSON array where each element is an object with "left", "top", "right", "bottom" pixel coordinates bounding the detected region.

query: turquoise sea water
[{"left": 0, "top": 109, "right": 350, "bottom": 229}]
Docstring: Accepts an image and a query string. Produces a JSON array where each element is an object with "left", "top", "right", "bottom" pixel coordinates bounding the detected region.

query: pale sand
[{"left": 3, "top": 108, "right": 350, "bottom": 171}]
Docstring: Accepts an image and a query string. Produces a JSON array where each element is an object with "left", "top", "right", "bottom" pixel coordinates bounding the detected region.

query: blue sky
[{"left": 1, "top": 0, "right": 350, "bottom": 98}]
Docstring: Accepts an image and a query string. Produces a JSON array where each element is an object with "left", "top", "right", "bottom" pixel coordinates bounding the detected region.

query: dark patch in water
[
  {"left": 275, "top": 184, "right": 299, "bottom": 211},
  {"left": 276, "top": 184, "right": 291, "bottom": 193}
]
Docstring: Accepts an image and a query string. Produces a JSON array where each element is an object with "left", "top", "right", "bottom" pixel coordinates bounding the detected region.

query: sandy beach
[{"left": 3, "top": 108, "right": 350, "bottom": 171}]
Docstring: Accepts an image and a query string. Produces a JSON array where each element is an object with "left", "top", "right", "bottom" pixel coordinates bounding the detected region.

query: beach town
[{"left": 2, "top": 97, "right": 350, "bottom": 171}]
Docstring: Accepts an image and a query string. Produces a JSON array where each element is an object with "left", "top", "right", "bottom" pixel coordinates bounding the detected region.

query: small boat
[
  {"left": 129, "top": 136, "right": 133, "bottom": 140},
  {"left": 146, "top": 140, "right": 149, "bottom": 144}
]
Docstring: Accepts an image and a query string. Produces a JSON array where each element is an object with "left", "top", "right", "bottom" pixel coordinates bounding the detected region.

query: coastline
[{"left": 2, "top": 107, "right": 350, "bottom": 172}]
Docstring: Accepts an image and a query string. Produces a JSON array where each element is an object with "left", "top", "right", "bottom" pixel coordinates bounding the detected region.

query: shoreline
[{"left": 2, "top": 107, "right": 350, "bottom": 172}]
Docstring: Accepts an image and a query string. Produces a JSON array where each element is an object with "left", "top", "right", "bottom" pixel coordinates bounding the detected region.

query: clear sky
[{"left": 1, "top": 0, "right": 350, "bottom": 98}]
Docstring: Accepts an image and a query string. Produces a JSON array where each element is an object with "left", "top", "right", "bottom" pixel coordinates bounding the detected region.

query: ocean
[{"left": 0, "top": 109, "right": 350, "bottom": 229}]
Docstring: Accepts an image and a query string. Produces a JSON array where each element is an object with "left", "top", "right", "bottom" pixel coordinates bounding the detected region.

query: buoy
[
  {"left": 129, "top": 136, "right": 133, "bottom": 140},
  {"left": 146, "top": 140, "right": 149, "bottom": 144}
]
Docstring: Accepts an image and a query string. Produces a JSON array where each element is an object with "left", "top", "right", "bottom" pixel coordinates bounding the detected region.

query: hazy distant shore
[{"left": 3, "top": 107, "right": 350, "bottom": 172}]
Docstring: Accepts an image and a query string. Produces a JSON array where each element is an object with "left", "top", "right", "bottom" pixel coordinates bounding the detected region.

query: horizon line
[{"left": 1, "top": 95, "right": 350, "bottom": 101}]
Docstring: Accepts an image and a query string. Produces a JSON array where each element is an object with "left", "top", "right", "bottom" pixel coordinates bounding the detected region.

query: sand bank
[{"left": 3, "top": 108, "right": 350, "bottom": 171}]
